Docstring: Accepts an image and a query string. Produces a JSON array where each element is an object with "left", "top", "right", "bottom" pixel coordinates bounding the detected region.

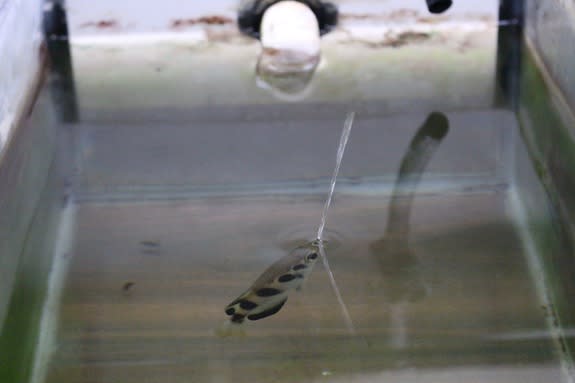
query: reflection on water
[
  {"left": 370, "top": 112, "right": 449, "bottom": 350},
  {"left": 370, "top": 111, "right": 450, "bottom": 305},
  {"left": 255, "top": 49, "right": 319, "bottom": 101}
]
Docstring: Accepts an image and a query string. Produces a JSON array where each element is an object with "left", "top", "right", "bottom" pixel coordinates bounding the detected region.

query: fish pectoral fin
[
  {"left": 214, "top": 320, "right": 246, "bottom": 338},
  {"left": 247, "top": 297, "right": 288, "bottom": 321}
]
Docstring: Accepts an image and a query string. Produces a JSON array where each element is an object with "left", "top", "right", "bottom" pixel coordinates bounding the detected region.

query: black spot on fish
[
  {"left": 293, "top": 264, "right": 307, "bottom": 271},
  {"left": 231, "top": 314, "right": 245, "bottom": 324},
  {"left": 247, "top": 298, "right": 288, "bottom": 321},
  {"left": 278, "top": 274, "right": 296, "bottom": 283},
  {"left": 307, "top": 253, "right": 318, "bottom": 260},
  {"left": 225, "top": 307, "right": 235, "bottom": 315},
  {"left": 239, "top": 300, "right": 258, "bottom": 310},
  {"left": 255, "top": 288, "right": 282, "bottom": 297}
]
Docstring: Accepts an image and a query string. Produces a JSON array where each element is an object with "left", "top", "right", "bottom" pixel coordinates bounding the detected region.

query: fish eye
[{"left": 307, "top": 252, "right": 318, "bottom": 261}]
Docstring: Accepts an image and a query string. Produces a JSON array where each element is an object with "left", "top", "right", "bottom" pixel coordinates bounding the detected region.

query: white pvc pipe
[
  {"left": 260, "top": 1, "right": 320, "bottom": 63},
  {"left": 256, "top": 1, "right": 321, "bottom": 99}
]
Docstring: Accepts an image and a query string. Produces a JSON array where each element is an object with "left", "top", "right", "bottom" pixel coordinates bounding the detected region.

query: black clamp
[{"left": 426, "top": 0, "right": 453, "bottom": 14}]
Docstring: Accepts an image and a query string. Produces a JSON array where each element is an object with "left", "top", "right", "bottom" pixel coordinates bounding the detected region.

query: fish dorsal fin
[{"left": 247, "top": 297, "right": 288, "bottom": 321}]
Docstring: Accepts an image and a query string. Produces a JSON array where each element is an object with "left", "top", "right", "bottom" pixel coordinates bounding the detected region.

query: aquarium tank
[{"left": 0, "top": 0, "right": 574, "bottom": 382}]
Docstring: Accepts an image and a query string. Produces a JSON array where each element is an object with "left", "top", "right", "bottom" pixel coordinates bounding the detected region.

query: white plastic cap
[
  {"left": 257, "top": 1, "right": 322, "bottom": 99},
  {"left": 260, "top": 1, "right": 321, "bottom": 57}
]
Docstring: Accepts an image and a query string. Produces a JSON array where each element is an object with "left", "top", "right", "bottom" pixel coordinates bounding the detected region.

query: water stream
[
  {"left": 316, "top": 111, "right": 356, "bottom": 335},
  {"left": 316, "top": 112, "right": 355, "bottom": 242}
]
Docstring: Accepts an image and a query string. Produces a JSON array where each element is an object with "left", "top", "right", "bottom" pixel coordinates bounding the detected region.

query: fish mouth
[
  {"left": 275, "top": 224, "right": 344, "bottom": 251},
  {"left": 310, "top": 238, "right": 329, "bottom": 250}
]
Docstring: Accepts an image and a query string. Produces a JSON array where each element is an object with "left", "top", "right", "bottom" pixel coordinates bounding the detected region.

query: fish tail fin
[{"left": 214, "top": 320, "right": 246, "bottom": 338}]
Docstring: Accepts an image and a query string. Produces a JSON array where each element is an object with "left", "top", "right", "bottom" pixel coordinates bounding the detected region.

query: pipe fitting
[
  {"left": 238, "top": 0, "right": 338, "bottom": 39},
  {"left": 255, "top": 1, "right": 322, "bottom": 99}
]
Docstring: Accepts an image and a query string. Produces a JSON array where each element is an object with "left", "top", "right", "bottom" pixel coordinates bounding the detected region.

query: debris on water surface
[
  {"left": 122, "top": 281, "right": 135, "bottom": 292},
  {"left": 139, "top": 240, "right": 162, "bottom": 256}
]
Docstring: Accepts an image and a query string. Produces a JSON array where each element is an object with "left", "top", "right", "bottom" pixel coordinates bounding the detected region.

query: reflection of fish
[
  {"left": 217, "top": 241, "right": 320, "bottom": 336},
  {"left": 370, "top": 112, "right": 449, "bottom": 304},
  {"left": 384, "top": 111, "right": 450, "bottom": 239}
]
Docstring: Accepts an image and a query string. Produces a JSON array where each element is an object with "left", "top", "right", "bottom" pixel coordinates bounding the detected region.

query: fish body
[{"left": 218, "top": 241, "right": 320, "bottom": 335}]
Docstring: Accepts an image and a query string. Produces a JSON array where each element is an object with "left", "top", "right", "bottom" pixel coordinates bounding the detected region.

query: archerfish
[{"left": 217, "top": 241, "right": 320, "bottom": 335}]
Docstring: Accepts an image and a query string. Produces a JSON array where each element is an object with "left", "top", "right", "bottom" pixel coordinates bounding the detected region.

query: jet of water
[
  {"left": 316, "top": 111, "right": 356, "bottom": 335},
  {"left": 316, "top": 111, "right": 355, "bottom": 242},
  {"left": 318, "top": 241, "right": 356, "bottom": 335}
]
